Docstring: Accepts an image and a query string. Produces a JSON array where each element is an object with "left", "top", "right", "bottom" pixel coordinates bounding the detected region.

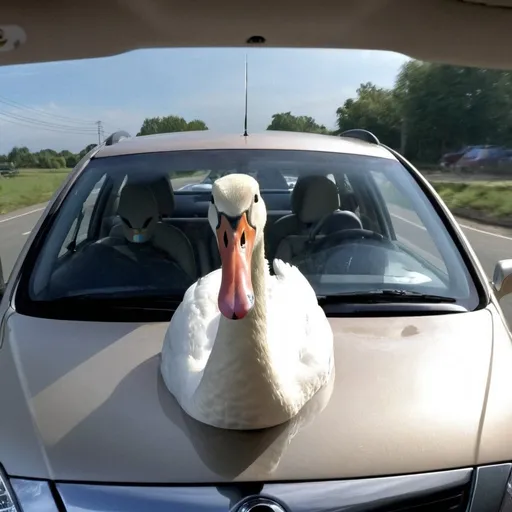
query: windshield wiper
[
  {"left": 318, "top": 289, "right": 457, "bottom": 305},
  {"left": 45, "top": 292, "right": 184, "bottom": 307}
]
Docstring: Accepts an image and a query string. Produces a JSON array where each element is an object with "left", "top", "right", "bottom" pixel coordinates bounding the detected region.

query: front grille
[
  {"left": 376, "top": 482, "right": 471, "bottom": 512},
  {"left": 12, "top": 468, "right": 475, "bottom": 512}
]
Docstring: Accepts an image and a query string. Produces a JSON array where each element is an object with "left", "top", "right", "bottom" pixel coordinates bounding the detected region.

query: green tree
[
  {"left": 267, "top": 112, "right": 331, "bottom": 134},
  {"left": 8, "top": 146, "right": 37, "bottom": 168},
  {"left": 335, "top": 82, "right": 401, "bottom": 149},
  {"left": 395, "top": 60, "right": 512, "bottom": 161},
  {"left": 137, "top": 115, "right": 208, "bottom": 136},
  {"left": 59, "top": 150, "right": 78, "bottom": 168},
  {"left": 186, "top": 119, "right": 209, "bottom": 131},
  {"left": 78, "top": 143, "right": 97, "bottom": 160}
]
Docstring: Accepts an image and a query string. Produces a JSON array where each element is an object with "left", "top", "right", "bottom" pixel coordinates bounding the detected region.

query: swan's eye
[{"left": 254, "top": 194, "right": 259, "bottom": 203}]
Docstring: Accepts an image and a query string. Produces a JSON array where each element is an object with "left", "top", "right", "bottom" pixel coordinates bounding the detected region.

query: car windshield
[{"left": 17, "top": 147, "right": 480, "bottom": 320}]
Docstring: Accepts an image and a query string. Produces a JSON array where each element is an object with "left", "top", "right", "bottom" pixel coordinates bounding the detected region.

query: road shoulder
[{"left": 0, "top": 203, "right": 47, "bottom": 224}]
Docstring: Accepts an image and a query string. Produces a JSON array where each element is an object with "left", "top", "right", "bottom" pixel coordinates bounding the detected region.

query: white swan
[{"left": 160, "top": 173, "right": 334, "bottom": 430}]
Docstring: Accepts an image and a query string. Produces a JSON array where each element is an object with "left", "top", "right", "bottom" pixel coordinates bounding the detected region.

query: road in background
[
  {"left": 0, "top": 204, "right": 46, "bottom": 280},
  {"left": 2, "top": 202, "right": 512, "bottom": 325}
]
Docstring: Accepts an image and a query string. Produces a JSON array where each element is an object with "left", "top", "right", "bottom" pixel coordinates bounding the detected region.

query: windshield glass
[{"left": 17, "top": 148, "right": 480, "bottom": 320}]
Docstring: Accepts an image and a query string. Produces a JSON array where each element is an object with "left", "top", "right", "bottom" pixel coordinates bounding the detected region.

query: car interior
[
  {"left": 35, "top": 157, "right": 466, "bottom": 307},
  {"left": 3, "top": 1, "right": 512, "bottom": 71},
  {"left": 50, "top": 168, "right": 375, "bottom": 292}
]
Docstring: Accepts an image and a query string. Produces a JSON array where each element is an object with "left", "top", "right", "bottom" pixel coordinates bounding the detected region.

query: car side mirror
[{"left": 492, "top": 259, "right": 512, "bottom": 300}]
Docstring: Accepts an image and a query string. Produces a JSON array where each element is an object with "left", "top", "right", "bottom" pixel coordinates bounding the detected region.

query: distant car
[
  {"left": 439, "top": 145, "right": 501, "bottom": 168},
  {"left": 0, "top": 162, "right": 18, "bottom": 177},
  {"left": 453, "top": 145, "right": 512, "bottom": 172},
  {"left": 283, "top": 174, "right": 297, "bottom": 189},
  {"left": 2, "top": 129, "right": 512, "bottom": 512},
  {"left": 177, "top": 175, "right": 214, "bottom": 191},
  {"left": 440, "top": 145, "right": 478, "bottom": 168}
]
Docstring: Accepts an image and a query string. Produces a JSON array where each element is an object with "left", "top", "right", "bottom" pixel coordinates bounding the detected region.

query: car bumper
[{"left": 6, "top": 464, "right": 512, "bottom": 511}]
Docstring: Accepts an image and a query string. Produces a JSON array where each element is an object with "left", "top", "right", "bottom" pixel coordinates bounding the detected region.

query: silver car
[{"left": 2, "top": 129, "right": 512, "bottom": 512}]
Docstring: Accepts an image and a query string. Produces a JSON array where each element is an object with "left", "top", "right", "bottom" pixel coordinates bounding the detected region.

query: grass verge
[
  {"left": 431, "top": 181, "right": 512, "bottom": 219},
  {"left": 2, "top": 169, "right": 512, "bottom": 228},
  {"left": 0, "top": 169, "right": 71, "bottom": 215},
  {"left": 0, "top": 168, "right": 208, "bottom": 216}
]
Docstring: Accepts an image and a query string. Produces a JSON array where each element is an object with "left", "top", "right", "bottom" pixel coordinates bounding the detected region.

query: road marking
[
  {"left": 0, "top": 207, "right": 44, "bottom": 224},
  {"left": 391, "top": 213, "right": 426, "bottom": 231},
  {"left": 22, "top": 231, "right": 31, "bottom": 236},
  {"left": 391, "top": 212, "right": 512, "bottom": 242},
  {"left": 457, "top": 223, "right": 512, "bottom": 242}
]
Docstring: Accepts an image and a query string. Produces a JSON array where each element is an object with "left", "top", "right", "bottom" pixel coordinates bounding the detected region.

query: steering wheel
[{"left": 306, "top": 228, "right": 392, "bottom": 256}]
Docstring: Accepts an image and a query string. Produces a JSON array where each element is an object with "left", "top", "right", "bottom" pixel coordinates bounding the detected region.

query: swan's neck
[
  {"left": 209, "top": 239, "right": 270, "bottom": 367},
  {"left": 193, "top": 240, "right": 293, "bottom": 429}
]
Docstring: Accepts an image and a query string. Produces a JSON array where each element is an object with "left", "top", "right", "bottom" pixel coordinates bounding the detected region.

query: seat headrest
[
  {"left": 117, "top": 184, "right": 159, "bottom": 243},
  {"left": 119, "top": 175, "right": 175, "bottom": 218},
  {"left": 291, "top": 175, "right": 340, "bottom": 224},
  {"left": 149, "top": 175, "right": 175, "bottom": 217}
]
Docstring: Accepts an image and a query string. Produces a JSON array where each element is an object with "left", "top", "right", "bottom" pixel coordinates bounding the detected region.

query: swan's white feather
[
  {"left": 160, "top": 258, "right": 334, "bottom": 428},
  {"left": 161, "top": 268, "right": 223, "bottom": 399},
  {"left": 160, "top": 170, "right": 334, "bottom": 430}
]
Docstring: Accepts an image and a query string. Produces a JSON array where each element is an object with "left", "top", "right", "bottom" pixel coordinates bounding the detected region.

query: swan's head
[{"left": 208, "top": 173, "right": 267, "bottom": 320}]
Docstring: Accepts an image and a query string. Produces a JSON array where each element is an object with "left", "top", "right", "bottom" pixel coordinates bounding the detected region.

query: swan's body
[{"left": 160, "top": 174, "right": 334, "bottom": 430}]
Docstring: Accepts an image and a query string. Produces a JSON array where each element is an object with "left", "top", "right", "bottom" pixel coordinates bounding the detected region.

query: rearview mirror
[{"left": 492, "top": 259, "right": 512, "bottom": 299}]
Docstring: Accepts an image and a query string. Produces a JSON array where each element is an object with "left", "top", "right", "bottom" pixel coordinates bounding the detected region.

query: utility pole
[
  {"left": 95, "top": 120, "right": 102, "bottom": 145},
  {"left": 400, "top": 116, "right": 407, "bottom": 155}
]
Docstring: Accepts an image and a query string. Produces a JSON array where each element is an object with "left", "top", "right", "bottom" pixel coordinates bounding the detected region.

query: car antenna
[{"left": 243, "top": 53, "right": 249, "bottom": 137}]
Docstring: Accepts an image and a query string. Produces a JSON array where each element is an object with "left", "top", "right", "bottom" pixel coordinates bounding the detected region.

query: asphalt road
[{"left": 2, "top": 202, "right": 512, "bottom": 325}]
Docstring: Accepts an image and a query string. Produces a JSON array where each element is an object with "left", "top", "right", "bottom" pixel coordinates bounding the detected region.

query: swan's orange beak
[{"left": 217, "top": 211, "right": 256, "bottom": 320}]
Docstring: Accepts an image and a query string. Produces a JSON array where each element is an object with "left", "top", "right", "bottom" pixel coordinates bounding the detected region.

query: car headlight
[{"left": 0, "top": 469, "right": 19, "bottom": 512}]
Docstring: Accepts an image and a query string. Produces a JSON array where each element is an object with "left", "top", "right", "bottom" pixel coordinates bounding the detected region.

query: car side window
[
  {"left": 58, "top": 174, "right": 106, "bottom": 257},
  {"left": 464, "top": 148, "right": 480, "bottom": 159}
]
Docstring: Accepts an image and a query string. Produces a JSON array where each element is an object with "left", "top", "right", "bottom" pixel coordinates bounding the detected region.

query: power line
[
  {"left": 0, "top": 116, "right": 98, "bottom": 136},
  {"left": 0, "top": 109, "right": 97, "bottom": 132},
  {"left": 0, "top": 110, "right": 95, "bottom": 133},
  {"left": 0, "top": 113, "right": 99, "bottom": 136},
  {"left": 0, "top": 94, "right": 97, "bottom": 126},
  {"left": 0, "top": 95, "right": 125, "bottom": 143}
]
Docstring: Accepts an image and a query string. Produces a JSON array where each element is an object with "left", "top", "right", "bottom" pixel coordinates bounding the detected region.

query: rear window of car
[
  {"left": 16, "top": 148, "right": 481, "bottom": 321},
  {"left": 463, "top": 148, "right": 482, "bottom": 159}
]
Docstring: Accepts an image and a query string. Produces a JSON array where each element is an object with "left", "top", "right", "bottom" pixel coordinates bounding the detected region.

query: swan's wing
[
  {"left": 272, "top": 258, "right": 318, "bottom": 304},
  {"left": 267, "top": 259, "right": 334, "bottom": 388},
  {"left": 160, "top": 269, "right": 222, "bottom": 396}
]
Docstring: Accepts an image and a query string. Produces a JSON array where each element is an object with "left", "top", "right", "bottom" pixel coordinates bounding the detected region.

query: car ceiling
[{"left": 1, "top": 0, "right": 512, "bottom": 69}]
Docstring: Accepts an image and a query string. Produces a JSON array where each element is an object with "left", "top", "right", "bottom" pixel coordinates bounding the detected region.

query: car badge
[{"left": 234, "top": 495, "right": 289, "bottom": 512}]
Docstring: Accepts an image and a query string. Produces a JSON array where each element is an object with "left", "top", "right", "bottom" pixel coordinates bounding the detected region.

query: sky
[{"left": 0, "top": 48, "right": 409, "bottom": 154}]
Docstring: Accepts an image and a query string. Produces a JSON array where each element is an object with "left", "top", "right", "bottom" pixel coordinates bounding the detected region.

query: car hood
[{"left": 0, "top": 308, "right": 496, "bottom": 483}]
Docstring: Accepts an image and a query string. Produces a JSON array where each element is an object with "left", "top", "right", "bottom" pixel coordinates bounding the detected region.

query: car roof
[
  {"left": 1, "top": 0, "right": 512, "bottom": 70},
  {"left": 94, "top": 130, "right": 397, "bottom": 160}
]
